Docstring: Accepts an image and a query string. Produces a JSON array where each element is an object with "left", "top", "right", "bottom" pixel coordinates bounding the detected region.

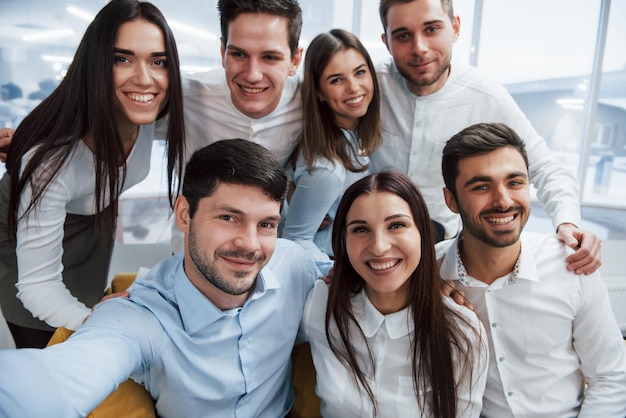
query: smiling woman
[
  {"left": 0, "top": 0, "right": 185, "bottom": 348},
  {"left": 299, "top": 171, "right": 488, "bottom": 417}
]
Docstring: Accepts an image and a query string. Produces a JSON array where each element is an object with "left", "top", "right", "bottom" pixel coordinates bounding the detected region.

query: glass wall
[{"left": 1, "top": 0, "right": 624, "bottom": 240}]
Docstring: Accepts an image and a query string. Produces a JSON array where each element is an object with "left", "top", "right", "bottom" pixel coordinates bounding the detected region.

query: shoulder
[
  {"left": 443, "top": 296, "right": 486, "bottom": 347},
  {"left": 266, "top": 239, "right": 320, "bottom": 285},
  {"left": 448, "top": 61, "right": 511, "bottom": 99},
  {"left": 182, "top": 69, "right": 229, "bottom": 98},
  {"left": 301, "top": 280, "right": 330, "bottom": 338},
  {"left": 522, "top": 231, "right": 574, "bottom": 259}
]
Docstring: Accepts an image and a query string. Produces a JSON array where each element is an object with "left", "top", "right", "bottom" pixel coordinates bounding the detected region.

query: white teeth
[
  {"left": 241, "top": 86, "right": 265, "bottom": 94},
  {"left": 345, "top": 96, "right": 364, "bottom": 105},
  {"left": 368, "top": 260, "right": 398, "bottom": 271},
  {"left": 128, "top": 93, "right": 154, "bottom": 103},
  {"left": 486, "top": 215, "right": 514, "bottom": 224}
]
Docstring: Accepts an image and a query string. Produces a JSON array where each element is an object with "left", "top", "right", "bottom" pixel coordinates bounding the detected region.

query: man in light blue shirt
[{"left": 0, "top": 139, "right": 319, "bottom": 417}]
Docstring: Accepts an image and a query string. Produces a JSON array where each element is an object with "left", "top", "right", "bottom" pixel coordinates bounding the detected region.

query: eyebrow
[
  {"left": 226, "top": 44, "right": 286, "bottom": 57},
  {"left": 114, "top": 47, "right": 167, "bottom": 57},
  {"left": 215, "top": 204, "right": 281, "bottom": 222},
  {"left": 325, "top": 63, "right": 367, "bottom": 81},
  {"left": 389, "top": 19, "right": 445, "bottom": 36},
  {"left": 346, "top": 213, "right": 411, "bottom": 227},
  {"left": 463, "top": 171, "right": 528, "bottom": 188}
]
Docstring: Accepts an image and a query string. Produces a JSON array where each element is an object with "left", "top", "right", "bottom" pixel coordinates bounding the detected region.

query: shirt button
[
  {"left": 499, "top": 357, "right": 504, "bottom": 362},
  {"left": 491, "top": 322, "right": 498, "bottom": 328},
  {"left": 508, "top": 391, "right": 514, "bottom": 397}
]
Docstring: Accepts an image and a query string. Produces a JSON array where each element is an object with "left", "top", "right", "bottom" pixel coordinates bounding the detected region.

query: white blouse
[{"left": 300, "top": 280, "right": 488, "bottom": 417}]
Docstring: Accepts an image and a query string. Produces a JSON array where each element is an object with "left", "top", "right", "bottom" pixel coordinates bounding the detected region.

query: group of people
[{"left": 0, "top": 0, "right": 624, "bottom": 417}]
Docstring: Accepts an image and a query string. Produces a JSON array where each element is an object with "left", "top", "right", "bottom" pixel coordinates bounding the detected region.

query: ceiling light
[
  {"left": 67, "top": 6, "right": 95, "bottom": 21},
  {"left": 42, "top": 55, "right": 73, "bottom": 64},
  {"left": 23, "top": 29, "right": 74, "bottom": 41},
  {"left": 169, "top": 21, "right": 217, "bottom": 40}
]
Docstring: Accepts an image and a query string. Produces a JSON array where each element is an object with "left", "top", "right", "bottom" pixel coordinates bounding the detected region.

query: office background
[{"left": 0, "top": 0, "right": 624, "bottom": 331}]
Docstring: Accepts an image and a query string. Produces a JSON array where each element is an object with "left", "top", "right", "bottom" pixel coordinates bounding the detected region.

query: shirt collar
[
  {"left": 175, "top": 263, "right": 282, "bottom": 335},
  {"left": 353, "top": 290, "right": 414, "bottom": 339},
  {"left": 440, "top": 233, "right": 538, "bottom": 287}
]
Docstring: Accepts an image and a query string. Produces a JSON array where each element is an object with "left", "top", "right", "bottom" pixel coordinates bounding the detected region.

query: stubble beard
[{"left": 188, "top": 227, "right": 266, "bottom": 296}]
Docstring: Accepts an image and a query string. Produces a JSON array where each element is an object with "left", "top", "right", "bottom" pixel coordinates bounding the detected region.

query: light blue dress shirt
[
  {"left": 282, "top": 129, "right": 369, "bottom": 276},
  {"left": 0, "top": 238, "right": 319, "bottom": 418}
]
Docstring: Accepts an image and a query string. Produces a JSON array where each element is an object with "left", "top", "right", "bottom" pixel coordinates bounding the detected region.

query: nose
[
  {"left": 233, "top": 224, "right": 261, "bottom": 253},
  {"left": 345, "top": 76, "right": 358, "bottom": 93},
  {"left": 412, "top": 34, "right": 428, "bottom": 54},
  {"left": 243, "top": 58, "right": 263, "bottom": 83},
  {"left": 492, "top": 184, "right": 514, "bottom": 210},
  {"left": 368, "top": 230, "right": 391, "bottom": 256},
  {"left": 133, "top": 62, "right": 152, "bottom": 87}
]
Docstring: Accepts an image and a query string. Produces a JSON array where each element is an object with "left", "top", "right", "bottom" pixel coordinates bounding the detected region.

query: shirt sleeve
[
  {"left": 15, "top": 165, "right": 92, "bottom": 330},
  {"left": 498, "top": 92, "right": 581, "bottom": 229},
  {"left": 574, "top": 272, "right": 626, "bottom": 417},
  {"left": 0, "top": 300, "right": 148, "bottom": 417},
  {"left": 282, "top": 163, "right": 343, "bottom": 275},
  {"left": 447, "top": 301, "right": 489, "bottom": 418}
]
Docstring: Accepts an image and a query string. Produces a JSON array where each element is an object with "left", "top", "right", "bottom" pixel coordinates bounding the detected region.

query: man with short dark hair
[
  {"left": 179, "top": 0, "right": 304, "bottom": 166},
  {"left": 0, "top": 139, "right": 319, "bottom": 417},
  {"left": 437, "top": 122, "right": 626, "bottom": 417},
  {"left": 373, "top": 0, "right": 601, "bottom": 275}
]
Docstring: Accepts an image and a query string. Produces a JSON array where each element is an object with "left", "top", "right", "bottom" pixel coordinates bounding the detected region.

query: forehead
[
  {"left": 347, "top": 191, "right": 411, "bottom": 219},
  {"left": 198, "top": 182, "right": 280, "bottom": 215},
  {"left": 116, "top": 19, "right": 164, "bottom": 48},
  {"left": 322, "top": 48, "right": 365, "bottom": 72},
  {"left": 456, "top": 147, "right": 528, "bottom": 180},
  {"left": 226, "top": 12, "right": 290, "bottom": 51},
  {"left": 386, "top": 0, "right": 450, "bottom": 30}
]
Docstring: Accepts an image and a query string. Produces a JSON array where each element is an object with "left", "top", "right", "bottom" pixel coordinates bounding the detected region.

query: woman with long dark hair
[
  {"left": 0, "top": 0, "right": 185, "bottom": 348},
  {"left": 282, "top": 29, "right": 381, "bottom": 275},
  {"left": 300, "top": 172, "right": 487, "bottom": 417}
]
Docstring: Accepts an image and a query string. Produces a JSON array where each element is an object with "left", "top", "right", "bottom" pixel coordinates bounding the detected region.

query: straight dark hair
[
  {"left": 442, "top": 122, "right": 529, "bottom": 199},
  {"left": 6, "top": 0, "right": 185, "bottom": 239},
  {"left": 217, "top": 0, "right": 302, "bottom": 57},
  {"left": 183, "top": 139, "right": 288, "bottom": 218},
  {"left": 327, "top": 171, "right": 480, "bottom": 417},
  {"left": 295, "top": 29, "right": 381, "bottom": 173}
]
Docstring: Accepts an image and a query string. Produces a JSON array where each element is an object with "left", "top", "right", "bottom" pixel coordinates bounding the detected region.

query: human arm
[
  {"left": 0, "top": 127, "right": 13, "bottom": 162},
  {"left": 15, "top": 161, "right": 94, "bottom": 330},
  {"left": 556, "top": 223, "right": 602, "bottom": 275},
  {"left": 495, "top": 92, "right": 602, "bottom": 273},
  {"left": 0, "top": 300, "right": 146, "bottom": 417},
  {"left": 282, "top": 163, "right": 344, "bottom": 276},
  {"left": 573, "top": 273, "right": 626, "bottom": 417}
]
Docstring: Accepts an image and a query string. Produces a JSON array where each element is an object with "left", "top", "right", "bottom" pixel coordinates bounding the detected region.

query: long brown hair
[
  {"left": 6, "top": 0, "right": 185, "bottom": 239},
  {"left": 294, "top": 29, "right": 381, "bottom": 172},
  {"left": 327, "top": 171, "right": 479, "bottom": 417}
]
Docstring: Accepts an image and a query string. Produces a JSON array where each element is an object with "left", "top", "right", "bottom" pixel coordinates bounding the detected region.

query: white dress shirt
[
  {"left": 13, "top": 124, "right": 154, "bottom": 330},
  {"left": 174, "top": 69, "right": 302, "bottom": 166},
  {"left": 437, "top": 232, "right": 626, "bottom": 417},
  {"left": 300, "top": 280, "right": 488, "bottom": 417},
  {"left": 372, "top": 59, "right": 580, "bottom": 238}
]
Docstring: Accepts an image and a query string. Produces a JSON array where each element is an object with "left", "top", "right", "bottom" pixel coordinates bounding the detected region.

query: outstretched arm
[{"left": 557, "top": 223, "right": 602, "bottom": 275}]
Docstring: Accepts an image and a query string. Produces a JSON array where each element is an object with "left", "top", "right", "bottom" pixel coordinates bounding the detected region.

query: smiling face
[
  {"left": 381, "top": 0, "right": 459, "bottom": 96},
  {"left": 444, "top": 146, "right": 530, "bottom": 249},
  {"left": 112, "top": 19, "right": 169, "bottom": 137},
  {"left": 345, "top": 191, "right": 422, "bottom": 314},
  {"left": 221, "top": 12, "right": 302, "bottom": 119},
  {"left": 176, "top": 182, "right": 281, "bottom": 310},
  {"left": 317, "top": 48, "right": 374, "bottom": 131}
]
